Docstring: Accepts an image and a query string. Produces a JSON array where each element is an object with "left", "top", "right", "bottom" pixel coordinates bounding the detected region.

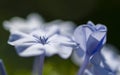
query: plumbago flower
[
  {"left": 3, "top": 13, "right": 75, "bottom": 36},
  {"left": 74, "top": 21, "right": 107, "bottom": 75},
  {"left": 3, "top": 13, "right": 76, "bottom": 75},
  {"left": 72, "top": 44, "right": 118, "bottom": 75},
  {"left": 3, "top": 13, "right": 44, "bottom": 33},
  {"left": 8, "top": 26, "right": 74, "bottom": 75},
  {"left": 0, "top": 60, "right": 7, "bottom": 75}
]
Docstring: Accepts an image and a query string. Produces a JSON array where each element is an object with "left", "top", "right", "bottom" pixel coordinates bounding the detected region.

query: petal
[
  {"left": 3, "top": 17, "right": 25, "bottom": 31},
  {"left": 46, "top": 20, "right": 75, "bottom": 36},
  {"left": 101, "top": 44, "right": 120, "bottom": 71},
  {"left": 58, "top": 46, "right": 73, "bottom": 59},
  {"left": 92, "top": 65, "right": 115, "bottom": 75},
  {"left": 90, "top": 51, "right": 115, "bottom": 75},
  {"left": 15, "top": 44, "right": 44, "bottom": 57},
  {"left": 87, "top": 21, "right": 95, "bottom": 27},
  {"left": 74, "top": 25, "right": 93, "bottom": 51},
  {"left": 91, "top": 31, "right": 107, "bottom": 44},
  {"left": 90, "top": 52, "right": 104, "bottom": 65},
  {"left": 84, "top": 69, "right": 93, "bottom": 75},
  {"left": 8, "top": 31, "right": 36, "bottom": 45},
  {"left": 27, "top": 13, "right": 44, "bottom": 26},
  {"left": 46, "top": 26, "right": 59, "bottom": 38},
  {"left": 96, "top": 24, "right": 107, "bottom": 32},
  {"left": 44, "top": 44, "right": 58, "bottom": 56},
  {"left": 86, "top": 31, "right": 106, "bottom": 55},
  {"left": 74, "top": 25, "right": 86, "bottom": 47},
  {"left": 30, "top": 30, "right": 45, "bottom": 37},
  {"left": 71, "top": 49, "right": 85, "bottom": 66},
  {"left": 48, "top": 35, "right": 74, "bottom": 59},
  {"left": 48, "top": 34, "right": 72, "bottom": 45},
  {"left": 49, "top": 20, "right": 75, "bottom": 36},
  {"left": 83, "top": 25, "right": 94, "bottom": 41}
]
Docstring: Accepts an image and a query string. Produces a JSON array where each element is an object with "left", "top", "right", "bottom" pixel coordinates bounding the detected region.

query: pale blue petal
[
  {"left": 8, "top": 31, "right": 36, "bottom": 45},
  {"left": 83, "top": 25, "right": 94, "bottom": 41},
  {"left": 15, "top": 44, "right": 44, "bottom": 57},
  {"left": 47, "top": 34, "right": 73, "bottom": 58},
  {"left": 86, "top": 32, "right": 106, "bottom": 55},
  {"left": 48, "top": 34, "right": 72, "bottom": 45},
  {"left": 3, "top": 17, "right": 25, "bottom": 31},
  {"left": 27, "top": 13, "right": 44, "bottom": 25},
  {"left": 101, "top": 44, "right": 120, "bottom": 71},
  {"left": 46, "top": 26, "right": 60, "bottom": 38},
  {"left": 84, "top": 69, "right": 93, "bottom": 75},
  {"left": 74, "top": 25, "right": 87, "bottom": 51},
  {"left": 96, "top": 24, "right": 107, "bottom": 32},
  {"left": 50, "top": 20, "right": 75, "bottom": 36},
  {"left": 71, "top": 50, "right": 85, "bottom": 66},
  {"left": 44, "top": 44, "right": 58, "bottom": 56},
  {"left": 3, "top": 13, "right": 43, "bottom": 33},
  {"left": 87, "top": 21, "right": 95, "bottom": 27},
  {"left": 30, "top": 30, "right": 45, "bottom": 37},
  {"left": 92, "top": 65, "right": 115, "bottom": 75},
  {"left": 58, "top": 46, "right": 73, "bottom": 59},
  {"left": 91, "top": 51, "right": 116, "bottom": 75}
]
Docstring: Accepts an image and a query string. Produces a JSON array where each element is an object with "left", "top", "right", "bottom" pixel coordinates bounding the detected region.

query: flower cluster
[{"left": 1, "top": 13, "right": 120, "bottom": 75}]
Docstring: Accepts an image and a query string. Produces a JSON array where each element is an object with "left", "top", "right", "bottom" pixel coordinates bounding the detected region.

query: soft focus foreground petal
[
  {"left": 91, "top": 52, "right": 116, "bottom": 75},
  {"left": 92, "top": 65, "right": 115, "bottom": 75},
  {"left": 84, "top": 69, "right": 93, "bottom": 75},
  {"left": 15, "top": 44, "right": 44, "bottom": 57},
  {"left": 101, "top": 44, "right": 120, "bottom": 72}
]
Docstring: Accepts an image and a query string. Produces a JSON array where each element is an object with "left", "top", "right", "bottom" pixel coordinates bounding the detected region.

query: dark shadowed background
[{"left": 0, "top": 0, "right": 120, "bottom": 75}]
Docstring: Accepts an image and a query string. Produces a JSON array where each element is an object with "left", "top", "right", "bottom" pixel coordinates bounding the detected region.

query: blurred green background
[{"left": 0, "top": 0, "right": 120, "bottom": 75}]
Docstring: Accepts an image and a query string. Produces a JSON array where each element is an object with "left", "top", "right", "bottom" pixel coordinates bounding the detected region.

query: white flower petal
[
  {"left": 15, "top": 44, "right": 44, "bottom": 57},
  {"left": 58, "top": 46, "right": 73, "bottom": 59},
  {"left": 8, "top": 31, "right": 36, "bottom": 45},
  {"left": 44, "top": 44, "right": 58, "bottom": 56}
]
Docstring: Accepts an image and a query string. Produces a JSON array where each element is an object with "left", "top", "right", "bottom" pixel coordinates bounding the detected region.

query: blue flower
[
  {"left": 4, "top": 13, "right": 76, "bottom": 75},
  {"left": 8, "top": 28, "right": 73, "bottom": 58},
  {"left": 71, "top": 44, "right": 118, "bottom": 75},
  {"left": 74, "top": 21, "right": 107, "bottom": 75},
  {"left": 8, "top": 25, "right": 74, "bottom": 75},
  {"left": 0, "top": 60, "right": 7, "bottom": 75}
]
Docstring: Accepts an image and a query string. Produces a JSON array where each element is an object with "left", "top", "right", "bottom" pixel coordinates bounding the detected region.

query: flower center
[
  {"left": 39, "top": 36, "right": 48, "bottom": 45},
  {"left": 33, "top": 35, "right": 48, "bottom": 45}
]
